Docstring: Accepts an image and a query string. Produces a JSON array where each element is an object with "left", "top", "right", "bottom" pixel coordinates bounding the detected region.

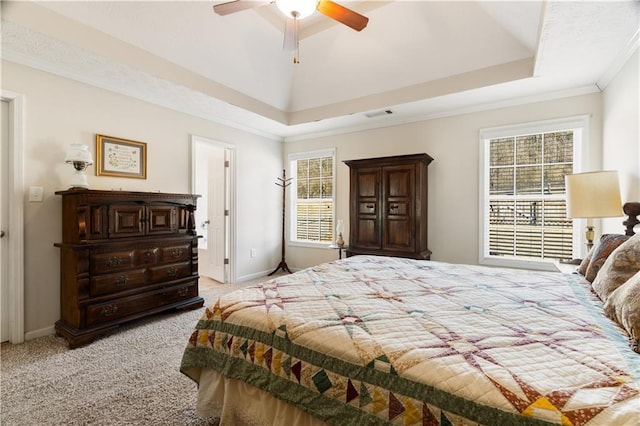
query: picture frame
[{"left": 96, "top": 134, "right": 147, "bottom": 179}]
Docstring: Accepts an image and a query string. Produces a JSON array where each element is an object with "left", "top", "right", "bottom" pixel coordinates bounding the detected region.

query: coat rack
[{"left": 269, "top": 169, "right": 293, "bottom": 275}]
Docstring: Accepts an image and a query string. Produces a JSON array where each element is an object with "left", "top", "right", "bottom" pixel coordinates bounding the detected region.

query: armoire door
[
  {"left": 351, "top": 167, "right": 381, "bottom": 249},
  {"left": 382, "top": 164, "right": 415, "bottom": 252}
]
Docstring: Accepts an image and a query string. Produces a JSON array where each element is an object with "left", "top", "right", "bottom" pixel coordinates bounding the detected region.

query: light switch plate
[{"left": 28, "top": 186, "right": 44, "bottom": 202}]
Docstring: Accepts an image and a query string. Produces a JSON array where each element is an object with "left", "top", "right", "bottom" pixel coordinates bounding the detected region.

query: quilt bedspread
[{"left": 180, "top": 256, "right": 640, "bottom": 426}]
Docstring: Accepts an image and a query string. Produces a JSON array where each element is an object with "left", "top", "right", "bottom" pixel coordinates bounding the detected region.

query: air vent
[{"left": 364, "top": 109, "right": 394, "bottom": 118}]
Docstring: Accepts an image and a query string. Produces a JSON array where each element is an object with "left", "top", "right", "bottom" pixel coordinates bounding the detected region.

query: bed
[{"left": 181, "top": 207, "right": 640, "bottom": 426}]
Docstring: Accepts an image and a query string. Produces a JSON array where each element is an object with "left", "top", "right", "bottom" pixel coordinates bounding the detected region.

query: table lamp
[
  {"left": 336, "top": 219, "right": 345, "bottom": 247},
  {"left": 565, "top": 170, "right": 623, "bottom": 251},
  {"left": 65, "top": 144, "right": 93, "bottom": 188}
]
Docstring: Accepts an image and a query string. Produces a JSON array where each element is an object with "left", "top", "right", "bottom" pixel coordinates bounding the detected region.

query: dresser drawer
[
  {"left": 90, "top": 269, "right": 147, "bottom": 296},
  {"left": 137, "top": 247, "right": 160, "bottom": 265},
  {"left": 85, "top": 282, "right": 198, "bottom": 326},
  {"left": 160, "top": 244, "right": 191, "bottom": 262},
  {"left": 148, "top": 261, "right": 191, "bottom": 283},
  {"left": 90, "top": 250, "right": 135, "bottom": 273}
]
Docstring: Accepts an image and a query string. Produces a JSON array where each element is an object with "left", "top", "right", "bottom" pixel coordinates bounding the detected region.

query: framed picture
[{"left": 96, "top": 134, "right": 147, "bottom": 179}]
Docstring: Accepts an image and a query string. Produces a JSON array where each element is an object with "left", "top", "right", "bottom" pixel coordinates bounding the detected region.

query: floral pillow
[
  {"left": 604, "top": 270, "right": 640, "bottom": 353},
  {"left": 584, "top": 234, "right": 630, "bottom": 282},
  {"left": 577, "top": 248, "right": 593, "bottom": 276},
  {"left": 591, "top": 233, "right": 640, "bottom": 301}
]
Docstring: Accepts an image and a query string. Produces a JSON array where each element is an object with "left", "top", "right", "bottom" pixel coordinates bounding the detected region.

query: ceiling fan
[{"left": 213, "top": 0, "right": 369, "bottom": 63}]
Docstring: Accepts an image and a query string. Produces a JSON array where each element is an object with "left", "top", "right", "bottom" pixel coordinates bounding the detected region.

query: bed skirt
[{"left": 194, "top": 368, "right": 329, "bottom": 426}]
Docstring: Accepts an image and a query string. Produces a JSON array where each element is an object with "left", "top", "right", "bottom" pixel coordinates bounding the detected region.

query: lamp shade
[
  {"left": 565, "top": 171, "right": 622, "bottom": 218},
  {"left": 65, "top": 144, "right": 93, "bottom": 165},
  {"left": 65, "top": 144, "right": 93, "bottom": 189}
]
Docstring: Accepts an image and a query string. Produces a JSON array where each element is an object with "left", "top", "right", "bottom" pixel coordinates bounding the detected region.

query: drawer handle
[
  {"left": 366, "top": 204, "right": 374, "bottom": 209},
  {"left": 106, "top": 257, "right": 123, "bottom": 267},
  {"left": 101, "top": 304, "right": 119, "bottom": 317},
  {"left": 170, "top": 248, "right": 184, "bottom": 258},
  {"left": 178, "top": 287, "right": 189, "bottom": 297},
  {"left": 114, "top": 276, "right": 129, "bottom": 287},
  {"left": 390, "top": 204, "right": 399, "bottom": 210},
  {"left": 167, "top": 267, "right": 178, "bottom": 277}
]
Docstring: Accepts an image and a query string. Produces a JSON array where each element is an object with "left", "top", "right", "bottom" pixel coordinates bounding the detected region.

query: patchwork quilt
[{"left": 180, "top": 256, "right": 640, "bottom": 425}]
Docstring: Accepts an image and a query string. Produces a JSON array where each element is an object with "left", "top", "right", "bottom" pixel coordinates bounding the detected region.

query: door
[
  {"left": 1, "top": 101, "right": 8, "bottom": 341},
  {"left": 0, "top": 92, "right": 25, "bottom": 344},
  {"left": 351, "top": 167, "right": 381, "bottom": 249},
  {"left": 192, "top": 136, "right": 232, "bottom": 283},
  {"left": 382, "top": 164, "right": 415, "bottom": 251}
]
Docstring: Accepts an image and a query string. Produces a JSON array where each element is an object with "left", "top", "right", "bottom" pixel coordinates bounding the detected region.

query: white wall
[
  {"left": 284, "top": 93, "right": 604, "bottom": 269},
  {"left": 2, "top": 60, "right": 282, "bottom": 337},
  {"left": 6, "top": 47, "right": 637, "bottom": 338},
  {"left": 601, "top": 48, "right": 640, "bottom": 234}
]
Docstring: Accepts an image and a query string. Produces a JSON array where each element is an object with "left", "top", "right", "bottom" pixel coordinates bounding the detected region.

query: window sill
[
  {"left": 479, "top": 256, "right": 559, "bottom": 272},
  {"left": 289, "top": 241, "right": 333, "bottom": 249}
]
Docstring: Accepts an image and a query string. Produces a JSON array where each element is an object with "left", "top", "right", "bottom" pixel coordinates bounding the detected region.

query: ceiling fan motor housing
[{"left": 276, "top": 0, "right": 318, "bottom": 19}]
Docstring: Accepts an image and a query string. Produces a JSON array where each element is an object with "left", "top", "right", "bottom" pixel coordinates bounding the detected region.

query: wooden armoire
[
  {"left": 344, "top": 153, "right": 433, "bottom": 260},
  {"left": 54, "top": 189, "right": 204, "bottom": 348}
]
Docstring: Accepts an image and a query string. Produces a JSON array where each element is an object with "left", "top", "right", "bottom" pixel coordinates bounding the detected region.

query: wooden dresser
[
  {"left": 54, "top": 189, "right": 204, "bottom": 348},
  {"left": 344, "top": 153, "right": 433, "bottom": 260}
]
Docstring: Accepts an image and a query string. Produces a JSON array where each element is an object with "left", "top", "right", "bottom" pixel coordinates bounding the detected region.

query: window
[
  {"left": 479, "top": 117, "right": 588, "bottom": 270},
  {"left": 289, "top": 149, "right": 335, "bottom": 246}
]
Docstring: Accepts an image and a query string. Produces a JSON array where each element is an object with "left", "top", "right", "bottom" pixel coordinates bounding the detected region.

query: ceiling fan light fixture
[{"left": 276, "top": 0, "right": 318, "bottom": 19}]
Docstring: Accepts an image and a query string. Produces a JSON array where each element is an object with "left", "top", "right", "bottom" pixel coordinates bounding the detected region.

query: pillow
[
  {"left": 577, "top": 247, "right": 594, "bottom": 276},
  {"left": 604, "top": 270, "right": 640, "bottom": 353},
  {"left": 591, "top": 233, "right": 640, "bottom": 301},
  {"left": 584, "top": 234, "right": 630, "bottom": 282}
]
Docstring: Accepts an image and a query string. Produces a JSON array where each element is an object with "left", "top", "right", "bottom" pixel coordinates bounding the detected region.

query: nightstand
[
  {"left": 554, "top": 261, "right": 579, "bottom": 274},
  {"left": 328, "top": 244, "right": 348, "bottom": 259}
]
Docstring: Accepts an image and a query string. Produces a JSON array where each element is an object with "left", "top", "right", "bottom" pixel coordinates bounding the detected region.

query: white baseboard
[
  {"left": 236, "top": 267, "right": 301, "bottom": 283},
  {"left": 24, "top": 325, "right": 55, "bottom": 341}
]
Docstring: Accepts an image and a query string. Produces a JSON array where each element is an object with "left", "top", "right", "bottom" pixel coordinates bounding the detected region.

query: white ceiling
[{"left": 2, "top": 1, "right": 639, "bottom": 140}]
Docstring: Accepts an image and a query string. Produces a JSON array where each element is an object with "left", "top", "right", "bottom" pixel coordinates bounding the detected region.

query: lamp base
[
  {"left": 585, "top": 225, "right": 595, "bottom": 252},
  {"left": 69, "top": 171, "right": 89, "bottom": 189}
]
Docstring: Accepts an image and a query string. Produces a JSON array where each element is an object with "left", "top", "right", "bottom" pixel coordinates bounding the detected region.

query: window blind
[{"left": 488, "top": 131, "right": 574, "bottom": 261}]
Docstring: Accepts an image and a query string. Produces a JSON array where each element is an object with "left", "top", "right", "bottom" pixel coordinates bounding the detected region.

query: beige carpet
[{"left": 1, "top": 274, "right": 283, "bottom": 425}]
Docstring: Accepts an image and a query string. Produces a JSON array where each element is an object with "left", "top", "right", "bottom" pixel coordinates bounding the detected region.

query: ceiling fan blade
[
  {"left": 316, "top": 0, "right": 369, "bottom": 31},
  {"left": 213, "top": 1, "right": 268, "bottom": 16}
]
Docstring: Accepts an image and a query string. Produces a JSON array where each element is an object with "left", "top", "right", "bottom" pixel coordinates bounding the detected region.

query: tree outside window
[
  {"left": 290, "top": 150, "right": 335, "bottom": 244},
  {"left": 480, "top": 116, "right": 588, "bottom": 270}
]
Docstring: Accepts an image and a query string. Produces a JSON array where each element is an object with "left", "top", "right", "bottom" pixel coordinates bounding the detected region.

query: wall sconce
[
  {"left": 565, "top": 170, "right": 623, "bottom": 251},
  {"left": 65, "top": 144, "right": 93, "bottom": 189},
  {"left": 336, "top": 219, "right": 345, "bottom": 247}
]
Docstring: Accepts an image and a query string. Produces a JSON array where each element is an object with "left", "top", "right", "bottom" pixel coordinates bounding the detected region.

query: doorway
[
  {"left": 1, "top": 100, "right": 9, "bottom": 341},
  {"left": 1, "top": 91, "right": 25, "bottom": 344},
  {"left": 191, "top": 135, "right": 235, "bottom": 284}
]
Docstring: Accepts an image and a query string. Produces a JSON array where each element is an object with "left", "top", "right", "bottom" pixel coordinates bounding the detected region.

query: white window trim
[
  {"left": 288, "top": 148, "right": 336, "bottom": 248},
  {"left": 478, "top": 115, "right": 589, "bottom": 271}
]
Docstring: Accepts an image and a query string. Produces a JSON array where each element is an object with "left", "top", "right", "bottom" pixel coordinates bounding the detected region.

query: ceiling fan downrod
[
  {"left": 283, "top": 10, "right": 301, "bottom": 64},
  {"left": 213, "top": 0, "right": 369, "bottom": 63}
]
